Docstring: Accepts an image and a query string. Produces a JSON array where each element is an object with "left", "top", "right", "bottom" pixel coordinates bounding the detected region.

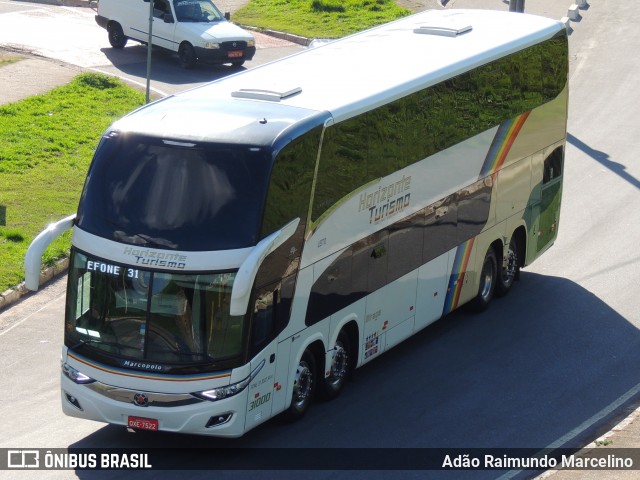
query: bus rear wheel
[
  {"left": 319, "top": 330, "right": 351, "bottom": 401},
  {"left": 284, "top": 349, "right": 316, "bottom": 421},
  {"left": 496, "top": 236, "right": 519, "bottom": 297},
  {"left": 471, "top": 247, "right": 497, "bottom": 312}
]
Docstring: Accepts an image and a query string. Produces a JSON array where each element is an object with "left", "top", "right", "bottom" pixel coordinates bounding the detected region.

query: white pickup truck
[{"left": 95, "top": 0, "right": 256, "bottom": 68}]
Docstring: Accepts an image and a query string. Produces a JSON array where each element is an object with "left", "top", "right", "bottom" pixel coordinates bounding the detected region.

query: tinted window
[
  {"left": 260, "top": 126, "right": 322, "bottom": 237},
  {"left": 65, "top": 250, "right": 247, "bottom": 372},
  {"left": 543, "top": 146, "right": 564, "bottom": 184},
  {"left": 77, "top": 133, "right": 271, "bottom": 251},
  {"left": 312, "top": 34, "right": 568, "bottom": 222}
]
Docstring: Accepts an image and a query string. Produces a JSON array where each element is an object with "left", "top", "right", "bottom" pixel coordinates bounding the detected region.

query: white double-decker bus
[{"left": 25, "top": 9, "right": 568, "bottom": 437}]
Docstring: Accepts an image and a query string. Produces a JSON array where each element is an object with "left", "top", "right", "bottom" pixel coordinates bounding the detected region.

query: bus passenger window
[
  {"left": 543, "top": 146, "right": 564, "bottom": 184},
  {"left": 251, "top": 286, "right": 278, "bottom": 350}
]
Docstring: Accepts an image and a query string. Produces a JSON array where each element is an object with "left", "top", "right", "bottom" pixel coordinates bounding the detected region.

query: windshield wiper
[
  {"left": 70, "top": 337, "right": 124, "bottom": 353},
  {"left": 147, "top": 348, "right": 215, "bottom": 361}
]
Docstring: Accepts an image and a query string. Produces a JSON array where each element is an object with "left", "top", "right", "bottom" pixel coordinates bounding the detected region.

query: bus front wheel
[{"left": 284, "top": 349, "right": 316, "bottom": 421}]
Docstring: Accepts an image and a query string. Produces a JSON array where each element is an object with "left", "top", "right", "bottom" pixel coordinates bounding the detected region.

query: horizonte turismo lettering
[
  {"left": 358, "top": 175, "right": 412, "bottom": 224},
  {"left": 123, "top": 247, "right": 187, "bottom": 269}
]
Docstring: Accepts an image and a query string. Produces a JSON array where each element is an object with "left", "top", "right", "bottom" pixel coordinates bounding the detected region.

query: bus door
[
  {"left": 244, "top": 272, "right": 298, "bottom": 429},
  {"left": 537, "top": 146, "right": 564, "bottom": 252},
  {"left": 244, "top": 281, "right": 281, "bottom": 430},
  {"left": 528, "top": 145, "right": 564, "bottom": 261}
]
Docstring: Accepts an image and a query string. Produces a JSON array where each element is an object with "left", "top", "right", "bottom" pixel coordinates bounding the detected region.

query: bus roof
[{"left": 113, "top": 9, "right": 564, "bottom": 142}]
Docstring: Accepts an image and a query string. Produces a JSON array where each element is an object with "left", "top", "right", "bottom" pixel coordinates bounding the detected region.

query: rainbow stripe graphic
[
  {"left": 479, "top": 112, "right": 531, "bottom": 177},
  {"left": 442, "top": 238, "right": 475, "bottom": 315},
  {"left": 68, "top": 351, "right": 231, "bottom": 382}
]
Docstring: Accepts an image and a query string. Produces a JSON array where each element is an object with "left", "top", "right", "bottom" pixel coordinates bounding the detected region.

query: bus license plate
[
  {"left": 128, "top": 416, "right": 158, "bottom": 431},
  {"left": 228, "top": 50, "right": 243, "bottom": 58}
]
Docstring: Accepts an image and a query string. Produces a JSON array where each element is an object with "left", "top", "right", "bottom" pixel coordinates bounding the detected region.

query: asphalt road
[{"left": 1, "top": 1, "right": 640, "bottom": 479}]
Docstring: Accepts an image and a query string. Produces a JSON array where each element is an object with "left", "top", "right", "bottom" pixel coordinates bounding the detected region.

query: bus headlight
[
  {"left": 194, "top": 359, "right": 265, "bottom": 402},
  {"left": 204, "top": 42, "right": 220, "bottom": 49},
  {"left": 195, "top": 376, "right": 252, "bottom": 401},
  {"left": 247, "top": 39, "right": 255, "bottom": 47},
  {"left": 62, "top": 362, "right": 95, "bottom": 384}
]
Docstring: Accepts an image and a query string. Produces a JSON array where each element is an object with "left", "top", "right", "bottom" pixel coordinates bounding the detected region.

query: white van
[{"left": 95, "top": 0, "right": 256, "bottom": 68}]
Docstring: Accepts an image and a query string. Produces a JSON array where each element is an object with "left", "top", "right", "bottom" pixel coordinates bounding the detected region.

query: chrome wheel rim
[
  {"left": 327, "top": 342, "right": 348, "bottom": 390},
  {"left": 292, "top": 360, "right": 313, "bottom": 411}
]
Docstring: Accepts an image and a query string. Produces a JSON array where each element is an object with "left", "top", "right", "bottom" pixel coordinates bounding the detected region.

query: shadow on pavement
[
  {"left": 100, "top": 45, "right": 245, "bottom": 87},
  {"left": 69, "top": 272, "right": 640, "bottom": 478}
]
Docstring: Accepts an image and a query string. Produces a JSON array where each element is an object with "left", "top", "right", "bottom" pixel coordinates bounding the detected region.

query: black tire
[
  {"left": 284, "top": 349, "right": 316, "bottom": 422},
  {"left": 178, "top": 42, "right": 197, "bottom": 69},
  {"left": 496, "top": 235, "right": 519, "bottom": 297},
  {"left": 470, "top": 247, "right": 498, "bottom": 312},
  {"left": 108, "top": 23, "right": 127, "bottom": 49},
  {"left": 319, "top": 330, "right": 351, "bottom": 401}
]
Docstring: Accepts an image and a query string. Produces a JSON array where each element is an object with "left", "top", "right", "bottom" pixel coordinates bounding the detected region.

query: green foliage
[
  {"left": 234, "top": 0, "right": 410, "bottom": 39},
  {"left": 0, "top": 73, "right": 144, "bottom": 291}
]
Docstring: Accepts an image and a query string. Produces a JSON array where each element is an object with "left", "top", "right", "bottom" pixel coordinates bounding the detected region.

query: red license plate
[
  {"left": 128, "top": 416, "right": 158, "bottom": 431},
  {"left": 228, "top": 50, "right": 243, "bottom": 58}
]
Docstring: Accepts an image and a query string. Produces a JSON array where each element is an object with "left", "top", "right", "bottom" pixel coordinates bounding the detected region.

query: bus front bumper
[{"left": 61, "top": 374, "right": 249, "bottom": 437}]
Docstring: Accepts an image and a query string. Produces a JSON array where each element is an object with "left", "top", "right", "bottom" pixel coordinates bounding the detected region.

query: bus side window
[
  {"left": 251, "top": 287, "right": 276, "bottom": 350},
  {"left": 251, "top": 275, "right": 299, "bottom": 354},
  {"left": 543, "top": 146, "right": 563, "bottom": 184}
]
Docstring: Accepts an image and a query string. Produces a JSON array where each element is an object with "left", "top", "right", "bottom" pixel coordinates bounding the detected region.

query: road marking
[
  {"left": 496, "top": 381, "right": 640, "bottom": 479},
  {"left": 88, "top": 67, "right": 170, "bottom": 97},
  {"left": 0, "top": 292, "right": 66, "bottom": 337}
]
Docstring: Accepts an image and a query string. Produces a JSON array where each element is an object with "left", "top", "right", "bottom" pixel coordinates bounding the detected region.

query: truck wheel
[
  {"left": 108, "top": 23, "right": 127, "bottom": 49},
  {"left": 284, "top": 349, "right": 316, "bottom": 422},
  {"left": 178, "top": 42, "right": 196, "bottom": 69}
]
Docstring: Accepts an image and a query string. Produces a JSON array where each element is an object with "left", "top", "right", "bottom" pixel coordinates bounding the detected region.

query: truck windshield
[
  {"left": 65, "top": 250, "right": 247, "bottom": 370},
  {"left": 76, "top": 132, "right": 270, "bottom": 251},
  {"left": 174, "top": 0, "right": 224, "bottom": 23}
]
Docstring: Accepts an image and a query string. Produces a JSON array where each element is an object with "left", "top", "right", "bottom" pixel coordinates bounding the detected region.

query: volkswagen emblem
[
  {"left": 233, "top": 42, "right": 237, "bottom": 48},
  {"left": 133, "top": 393, "right": 149, "bottom": 407}
]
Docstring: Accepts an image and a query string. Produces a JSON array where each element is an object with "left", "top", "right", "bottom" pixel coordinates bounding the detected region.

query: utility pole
[
  {"left": 145, "top": 0, "right": 154, "bottom": 103},
  {"left": 509, "top": 0, "right": 525, "bottom": 12}
]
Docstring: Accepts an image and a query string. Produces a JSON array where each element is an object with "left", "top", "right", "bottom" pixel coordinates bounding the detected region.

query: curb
[
  {"left": 0, "top": 258, "right": 68, "bottom": 311},
  {"left": 243, "top": 26, "right": 312, "bottom": 47}
]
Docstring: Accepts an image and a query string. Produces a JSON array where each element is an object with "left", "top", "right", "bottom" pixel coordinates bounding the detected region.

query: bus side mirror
[
  {"left": 225, "top": 11, "right": 230, "bottom": 21},
  {"left": 24, "top": 214, "right": 76, "bottom": 291},
  {"left": 229, "top": 217, "right": 300, "bottom": 316}
]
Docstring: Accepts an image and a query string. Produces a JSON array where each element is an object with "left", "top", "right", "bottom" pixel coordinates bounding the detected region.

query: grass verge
[
  {"left": 233, "top": 0, "right": 411, "bottom": 39},
  {"left": 0, "top": 73, "right": 145, "bottom": 291}
]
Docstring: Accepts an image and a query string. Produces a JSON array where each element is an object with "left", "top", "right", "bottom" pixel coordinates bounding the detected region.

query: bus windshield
[
  {"left": 65, "top": 250, "right": 247, "bottom": 370},
  {"left": 76, "top": 133, "right": 270, "bottom": 251}
]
